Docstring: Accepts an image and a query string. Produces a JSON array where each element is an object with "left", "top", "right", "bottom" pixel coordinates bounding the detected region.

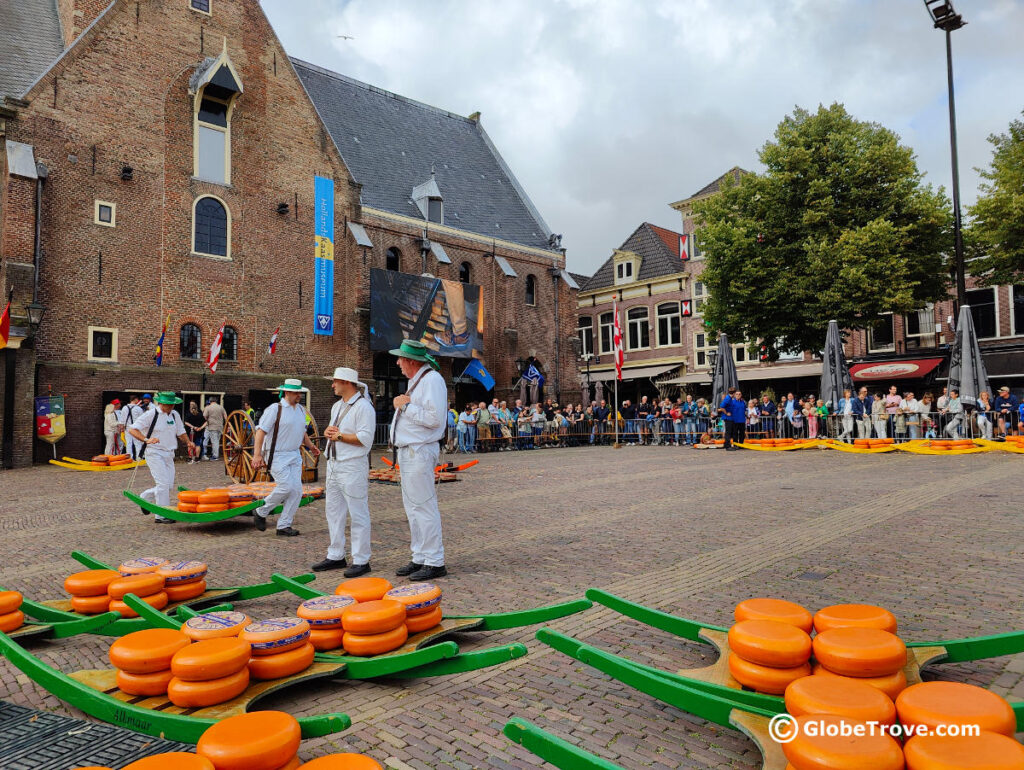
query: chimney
[{"left": 56, "top": 0, "right": 111, "bottom": 47}]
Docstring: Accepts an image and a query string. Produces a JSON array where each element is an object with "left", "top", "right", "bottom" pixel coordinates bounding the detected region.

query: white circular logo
[{"left": 768, "top": 713, "right": 798, "bottom": 743}]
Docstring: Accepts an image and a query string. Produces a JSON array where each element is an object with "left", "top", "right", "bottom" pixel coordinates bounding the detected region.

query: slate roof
[
  {"left": 579, "top": 223, "right": 684, "bottom": 293},
  {"left": 291, "top": 59, "right": 555, "bottom": 252},
  {"left": 0, "top": 0, "right": 65, "bottom": 102},
  {"left": 687, "top": 166, "right": 749, "bottom": 201}
]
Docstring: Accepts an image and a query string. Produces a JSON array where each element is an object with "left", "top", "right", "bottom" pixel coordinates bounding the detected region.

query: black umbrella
[
  {"left": 819, "top": 319, "right": 854, "bottom": 410},
  {"left": 711, "top": 333, "right": 739, "bottom": 410},
  {"left": 948, "top": 304, "right": 990, "bottom": 409}
]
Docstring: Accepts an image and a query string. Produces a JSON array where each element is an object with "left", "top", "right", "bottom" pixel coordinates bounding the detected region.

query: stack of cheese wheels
[
  {"left": 91, "top": 453, "right": 132, "bottom": 467},
  {"left": 196, "top": 710, "right": 302, "bottom": 770},
  {"left": 168, "top": 637, "right": 253, "bottom": 708},
  {"left": 727, "top": 619, "right": 812, "bottom": 694},
  {"left": 110, "top": 628, "right": 190, "bottom": 697},
  {"left": 156, "top": 559, "right": 209, "bottom": 603},
  {"left": 107, "top": 572, "right": 168, "bottom": 617},
  {"left": 183, "top": 610, "right": 252, "bottom": 641},
  {"left": 119, "top": 557, "right": 169, "bottom": 576},
  {"left": 784, "top": 674, "right": 897, "bottom": 725},
  {"left": 177, "top": 490, "right": 201, "bottom": 513},
  {"left": 241, "top": 618, "right": 314, "bottom": 681},
  {"left": 296, "top": 595, "right": 357, "bottom": 652},
  {"left": 64, "top": 568, "right": 121, "bottom": 615},
  {"left": 811, "top": 604, "right": 908, "bottom": 699},
  {"left": 781, "top": 714, "right": 903, "bottom": 770},
  {"left": 299, "top": 755, "right": 385, "bottom": 769},
  {"left": 340, "top": 599, "right": 408, "bottom": 656},
  {"left": 334, "top": 577, "right": 393, "bottom": 603},
  {"left": 0, "top": 590, "right": 25, "bottom": 633},
  {"left": 228, "top": 489, "right": 254, "bottom": 509},
  {"left": 197, "top": 489, "right": 231, "bottom": 514},
  {"left": 383, "top": 583, "right": 443, "bottom": 635}
]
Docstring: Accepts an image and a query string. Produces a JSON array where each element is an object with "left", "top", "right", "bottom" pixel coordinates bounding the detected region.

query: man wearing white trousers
[
  {"left": 312, "top": 367, "right": 376, "bottom": 576},
  {"left": 389, "top": 340, "right": 448, "bottom": 580},
  {"left": 129, "top": 391, "right": 195, "bottom": 524}
]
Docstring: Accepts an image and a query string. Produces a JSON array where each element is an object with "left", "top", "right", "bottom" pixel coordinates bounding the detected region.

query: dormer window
[
  {"left": 413, "top": 174, "right": 443, "bottom": 224},
  {"left": 427, "top": 197, "right": 443, "bottom": 224},
  {"left": 190, "top": 45, "right": 243, "bottom": 186},
  {"left": 616, "top": 262, "right": 633, "bottom": 280},
  {"left": 612, "top": 250, "right": 640, "bottom": 287}
]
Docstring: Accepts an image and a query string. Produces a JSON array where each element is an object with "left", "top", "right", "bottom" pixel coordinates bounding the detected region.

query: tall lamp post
[{"left": 923, "top": 0, "right": 967, "bottom": 311}]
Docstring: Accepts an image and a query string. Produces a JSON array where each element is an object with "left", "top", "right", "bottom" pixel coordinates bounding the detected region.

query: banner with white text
[{"left": 313, "top": 175, "right": 335, "bottom": 336}]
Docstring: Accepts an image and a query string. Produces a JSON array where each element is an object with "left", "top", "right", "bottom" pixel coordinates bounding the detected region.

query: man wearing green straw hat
[
  {"left": 128, "top": 391, "right": 196, "bottom": 524},
  {"left": 389, "top": 339, "right": 448, "bottom": 580}
]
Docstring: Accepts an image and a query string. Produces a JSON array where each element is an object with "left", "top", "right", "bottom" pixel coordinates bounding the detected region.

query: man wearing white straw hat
[
  {"left": 312, "top": 367, "right": 376, "bottom": 575},
  {"left": 252, "top": 378, "right": 320, "bottom": 536}
]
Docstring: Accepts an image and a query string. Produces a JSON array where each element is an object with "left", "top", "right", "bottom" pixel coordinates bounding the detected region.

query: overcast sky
[{"left": 262, "top": 0, "right": 1024, "bottom": 277}]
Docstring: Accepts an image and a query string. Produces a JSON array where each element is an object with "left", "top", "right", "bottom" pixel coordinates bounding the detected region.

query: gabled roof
[
  {"left": 670, "top": 166, "right": 751, "bottom": 209},
  {"left": 0, "top": 0, "right": 65, "bottom": 102},
  {"left": 291, "top": 59, "right": 556, "bottom": 252},
  {"left": 579, "top": 222, "right": 684, "bottom": 293}
]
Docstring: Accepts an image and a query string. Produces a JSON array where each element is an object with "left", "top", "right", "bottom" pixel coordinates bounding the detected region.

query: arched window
[
  {"left": 627, "top": 306, "right": 649, "bottom": 350},
  {"left": 180, "top": 323, "right": 201, "bottom": 359},
  {"left": 193, "top": 196, "right": 230, "bottom": 258},
  {"left": 459, "top": 261, "right": 471, "bottom": 284},
  {"left": 525, "top": 274, "right": 536, "bottom": 306},
  {"left": 386, "top": 247, "right": 401, "bottom": 272},
  {"left": 656, "top": 302, "right": 680, "bottom": 347},
  {"left": 221, "top": 326, "right": 238, "bottom": 361}
]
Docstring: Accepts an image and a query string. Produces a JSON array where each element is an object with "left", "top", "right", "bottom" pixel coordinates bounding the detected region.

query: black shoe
[
  {"left": 395, "top": 561, "right": 423, "bottom": 577},
  {"left": 276, "top": 526, "right": 300, "bottom": 537},
  {"left": 154, "top": 517, "right": 175, "bottom": 524},
  {"left": 254, "top": 514, "right": 267, "bottom": 531},
  {"left": 344, "top": 563, "right": 371, "bottom": 578},
  {"left": 311, "top": 557, "right": 347, "bottom": 572},
  {"left": 408, "top": 565, "right": 447, "bottom": 580},
  {"left": 140, "top": 507, "right": 149, "bottom": 516}
]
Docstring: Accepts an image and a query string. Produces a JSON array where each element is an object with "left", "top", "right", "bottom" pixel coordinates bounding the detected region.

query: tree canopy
[{"left": 693, "top": 103, "right": 952, "bottom": 358}]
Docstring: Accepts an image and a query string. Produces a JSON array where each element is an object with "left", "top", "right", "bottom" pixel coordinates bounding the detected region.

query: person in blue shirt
[
  {"left": 850, "top": 386, "right": 872, "bottom": 439},
  {"left": 783, "top": 392, "right": 796, "bottom": 438},
  {"left": 726, "top": 389, "right": 747, "bottom": 450},
  {"left": 758, "top": 395, "right": 776, "bottom": 438},
  {"left": 719, "top": 388, "right": 735, "bottom": 448},
  {"left": 993, "top": 386, "right": 1019, "bottom": 437}
]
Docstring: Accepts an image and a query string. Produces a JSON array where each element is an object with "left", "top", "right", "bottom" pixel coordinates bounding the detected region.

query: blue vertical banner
[{"left": 313, "top": 175, "right": 335, "bottom": 336}]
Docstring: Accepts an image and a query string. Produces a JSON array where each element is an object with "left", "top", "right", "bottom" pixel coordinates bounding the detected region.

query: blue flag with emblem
[
  {"left": 524, "top": 363, "right": 545, "bottom": 387},
  {"left": 462, "top": 359, "right": 495, "bottom": 391}
]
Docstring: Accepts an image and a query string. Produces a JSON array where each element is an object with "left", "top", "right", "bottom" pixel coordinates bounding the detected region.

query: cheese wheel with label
[
  {"left": 167, "top": 666, "right": 250, "bottom": 708},
  {"left": 299, "top": 756, "right": 384, "bottom": 770},
  {"left": 728, "top": 654, "right": 811, "bottom": 695},
  {"left": 109, "top": 628, "right": 191, "bottom": 673},
  {"left": 781, "top": 714, "right": 903, "bottom": 770},
  {"left": 813, "top": 604, "right": 898, "bottom": 635},
  {"left": 178, "top": 490, "right": 201, "bottom": 504},
  {"left": 297, "top": 595, "right": 357, "bottom": 628},
  {"left": 119, "top": 558, "right": 168, "bottom": 576},
  {"left": 65, "top": 569, "right": 121, "bottom": 597},
  {"left": 342, "top": 624, "right": 409, "bottom": 657},
  {"left": 196, "top": 711, "right": 301, "bottom": 770},
  {"left": 165, "top": 579, "right": 207, "bottom": 602},
  {"left": 183, "top": 611, "right": 251, "bottom": 640},
  {"left": 239, "top": 617, "right": 311, "bottom": 655},
  {"left": 308, "top": 627, "right": 346, "bottom": 651},
  {"left": 122, "top": 754, "right": 215, "bottom": 770},
  {"left": 156, "top": 560, "right": 208, "bottom": 585},
  {"left": 812, "top": 627, "right": 907, "bottom": 677},
  {"left": 0, "top": 591, "right": 23, "bottom": 614},
  {"left": 228, "top": 491, "right": 254, "bottom": 501},
  {"left": 247, "top": 641, "right": 315, "bottom": 680},
  {"left": 784, "top": 674, "right": 896, "bottom": 724},
  {"left": 405, "top": 604, "right": 443, "bottom": 634},
  {"left": 109, "top": 591, "right": 168, "bottom": 618},
  {"left": 171, "top": 638, "right": 251, "bottom": 682},
  {"left": 896, "top": 681, "right": 1016, "bottom": 737},
  {"left": 71, "top": 594, "right": 113, "bottom": 615},
  {"left": 903, "top": 731, "right": 1024, "bottom": 770},
  {"left": 728, "top": 620, "right": 812, "bottom": 668},
  {"left": 734, "top": 598, "right": 813, "bottom": 633},
  {"left": 198, "top": 491, "right": 230, "bottom": 505},
  {"left": 108, "top": 573, "right": 165, "bottom": 600},
  {"left": 383, "top": 583, "right": 441, "bottom": 616},
  {"left": 335, "top": 577, "right": 393, "bottom": 603},
  {"left": 116, "top": 667, "right": 174, "bottom": 696},
  {"left": 0, "top": 609, "right": 25, "bottom": 633},
  {"left": 811, "top": 663, "right": 908, "bottom": 700},
  {"left": 340, "top": 600, "right": 406, "bottom": 635}
]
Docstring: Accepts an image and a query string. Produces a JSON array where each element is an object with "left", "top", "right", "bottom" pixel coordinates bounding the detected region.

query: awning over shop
[
  {"left": 664, "top": 362, "right": 823, "bottom": 386},
  {"left": 588, "top": 364, "right": 678, "bottom": 382},
  {"left": 849, "top": 357, "right": 944, "bottom": 382}
]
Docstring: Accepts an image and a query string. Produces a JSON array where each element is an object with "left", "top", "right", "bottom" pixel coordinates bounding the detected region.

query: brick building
[{"left": 0, "top": 0, "right": 574, "bottom": 467}]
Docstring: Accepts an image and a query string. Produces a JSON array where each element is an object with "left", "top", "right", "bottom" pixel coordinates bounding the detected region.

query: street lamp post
[{"left": 923, "top": 0, "right": 967, "bottom": 310}]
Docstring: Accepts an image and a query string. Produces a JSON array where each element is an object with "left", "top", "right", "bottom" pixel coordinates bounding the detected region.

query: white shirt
[
  {"left": 133, "top": 407, "right": 186, "bottom": 455},
  {"left": 326, "top": 393, "right": 376, "bottom": 463},
  {"left": 258, "top": 400, "right": 309, "bottom": 456},
  {"left": 390, "top": 366, "right": 447, "bottom": 446}
]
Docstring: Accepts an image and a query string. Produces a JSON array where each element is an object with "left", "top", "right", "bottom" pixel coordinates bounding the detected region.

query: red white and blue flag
[
  {"left": 613, "top": 296, "right": 624, "bottom": 381},
  {"left": 207, "top": 322, "right": 225, "bottom": 372},
  {"left": 0, "top": 288, "right": 12, "bottom": 350},
  {"left": 268, "top": 326, "right": 280, "bottom": 355},
  {"left": 679, "top": 234, "right": 690, "bottom": 261}
]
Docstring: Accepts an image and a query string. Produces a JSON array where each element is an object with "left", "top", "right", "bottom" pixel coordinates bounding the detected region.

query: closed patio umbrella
[
  {"left": 819, "top": 319, "right": 854, "bottom": 410},
  {"left": 710, "top": 333, "right": 739, "bottom": 411},
  {"left": 948, "top": 304, "right": 990, "bottom": 409}
]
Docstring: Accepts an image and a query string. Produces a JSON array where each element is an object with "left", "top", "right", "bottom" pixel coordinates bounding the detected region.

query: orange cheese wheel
[
  {"left": 903, "top": 731, "right": 1024, "bottom": 769},
  {"left": 65, "top": 569, "right": 121, "bottom": 597},
  {"left": 273, "top": 759, "right": 302, "bottom": 770},
  {"left": 197, "top": 504, "right": 229, "bottom": 513},
  {"left": 0, "top": 590, "right": 23, "bottom": 614},
  {"left": 156, "top": 560, "right": 208, "bottom": 585},
  {"left": 119, "top": 558, "right": 169, "bottom": 576},
  {"left": 122, "top": 754, "right": 215, "bottom": 770},
  {"left": 198, "top": 491, "right": 230, "bottom": 505},
  {"left": 108, "top": 573, "right": 166, "bottom": 600},
  {"left": 239, "top": 617, "right": 311, "bottom": 655},
  {"left": 340, "top": 600, "right": 406, "bottom": 634},
  {"left": 811, "top": 663, "right": 908, "bottom": 700},
  {"left": 299, "top": 756, "right": 384, "bottom": 770},
  {"left": 93, "top": 455, "right": 111, "bottom": 462},
  {"left": 228, "top": 491, "right": 254, "bottom": 501},
  {"left": 0, "top": 609, "right": 25, "bottom": 633},
  {"left": 167, "top": 666, "right": 250, "bottom": 708},
  {"left": 813, "top": 604, "right": 898, "bottom": 635},
  {"left": 308, "top": 627, "right": 346, "bottom": 651},
  {"left": 171, "top": 637, "right": 252, "bottom": 681},
  {"left": 734, "top": 598, "right": 813, "bottom": 633},
  {"left": 784, "top": 675, "right": 897, "bottom": 725},
  {"left": 812, "top": 627, "right": 906, "bottom": 677},
  {"left": 108, "top": 454, "right": 130, "bottom": 462},
  {"left": 109, "top": 628, "right": 191, "bottom": 673},
  {"left": 781, "top": 714, "right": 903, "bottom": 770},
  {"left": 248, "top": 642, "right": 315, "bottom": 681},
  {"left": 109, "top": 591, "right": 168, "bottom": 618},
  {"left": 229, "top": 501, "right": 251, "bottom": 508},
  {"left": 178, "top": 490, "right": 201, "bottom": 504},
  {"left": 728, "top": 620, "right": 812, "bottom": 668},
  {"left": 383, "top": 583, "right": 441, "bottom": 616},
  {"left": 297, "top": 595, "right": 357, "bottom": 628},
  {"left": 178, "top": 503, "right": 199, "bottom": 513},
  {"left": 342, "top": 625, "right": 409, "bottom": 657},
  {"left": 183, "top": 611, "right": 251, "bottom": 640},
  {"left": 116, "top": 667, "right": 174, "bottom": 696},
  {"left": 335, "top": 577, "right": 393, "bottom": 603},
  {"left": 165, "top": 579, "right": 207, "bottom": 602},
  {"left": 405, "top": 604, "right": 443, "bottom": 633},
  {"left": 895, "top": 681, "right": 1016, "bottom": 738},
  {"left": 91, "top": 460, "right": 109, "bottom": 466},
  {"left": 71, "top": 594, "right": 113, "bottom": 615},
  {"left": 196, "top": 711, "right": 301, "bottom": 770},
  {"left": 728, "top": 654, "right": 811, "bottom": 695}
]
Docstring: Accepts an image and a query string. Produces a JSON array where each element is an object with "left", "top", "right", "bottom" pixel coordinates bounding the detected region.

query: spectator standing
[
  {"left": 806, "top": 399, "right": 819, "bottom": 440},
  {"left": 884, "top": 385, "right": 902, "bottom": 438},
  {"left": 457, "top": 405, "right": 476, "bottom": 452},
  {"left": 759, "top": 394, "right": 776, "bottom": 439},
  {"left": 993, "top": 386, "right": 1019, "bottom": 438},
  {"left": 975, "top": 391, "right": 992, "bottom": 439},
  {"left": 682, "top": 395, "right": 698, "bottom": 445},
  {"left": 790, "top": 399, "right": 805, "bottom": 438},
  {"left": 103, "top": 399, "right": 121, "bottom": 455},
  {"left": 635, "top": 397, "right": 651, "bottom": 445},
  {"left": 919, "top": 393, "right": 936, "bottom": 438},
  {"left": 871, "top": 392, "right": 887, "bottom": 438},
  {"left": 852, "top": 387, "right": 872, "bottom": 439},
  {"left": 901, "top": 392, "right": 921, "bottom": 440},
  {"left": 783, "top": 393, "right": 796, "bottom": 438},
  {"left": 202, "top": 397, "right": 227, "bottom": 460},
  {"left": 669, "top": 400, "right": 683, "bottom": 446},
  {"left": 696, "top": 398, "right": 710, "bottom": 437},
  {"left": 531, "top": 404, "right": 546, "bottom": 446},
  {"left": 184, "top": 401, "right": 205, "bottom": 464},
  {"left": 838, "top": 389, "right": 854, "bottom": 442},
  {"left": 446, "top": 403, "right": 458, "bottom": 452},
  {"left": 719, "top": 387, "right": 736, "bottom": 449},
  {"left": 945, "top": 389, "right": 965, "bottom": 437},
  {"left": 476, "top": 401, "right": 491, "bottom": 452},
  {"left": 620, "top": 400, "right": 637, "bottom": 445},
  {"left": 517, "top": 406, "right": 533, "bottom": 449},
  {"left": 591, "top": 400, "right": 609, "bottom": 445},
  {"left": 747, "top": 398, "right": 759, "bottom": 438},
  {"left": 775, "top": 400, "right": 787, "bottom": 437},
  {"left": 727, "top": 389, "right": 747, "bottom": 449}
]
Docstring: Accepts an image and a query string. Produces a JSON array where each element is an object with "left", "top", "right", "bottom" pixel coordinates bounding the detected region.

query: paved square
[{"left": 1, "top": 446, "right": 1022, "bottom": 768}]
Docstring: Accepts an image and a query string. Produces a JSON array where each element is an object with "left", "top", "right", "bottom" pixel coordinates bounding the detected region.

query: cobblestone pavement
[{"left": 1, "top": 446, "right": 1022, "bottom": 768}]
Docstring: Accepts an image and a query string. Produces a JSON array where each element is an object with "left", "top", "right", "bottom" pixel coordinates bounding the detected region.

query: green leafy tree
[
  {"left": 968, "top": 112, "right": 1024, "bottom": 285},
  {"left": 694, "top": 103, "right": 951, "bottom": 358}
]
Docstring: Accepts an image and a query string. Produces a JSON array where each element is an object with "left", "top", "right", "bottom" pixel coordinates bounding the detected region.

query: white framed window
[
  {"left": 693, "top": 332, "right": 714, "bottom": 369},
  {"left": 868, "top": 314, "right": 895, "bottom": 353},
  {"left": 87, "top": 326, "right": 118, "bottom": 362},
  {"left": 691, "top": 230, "right": 703, "bottom": 259},
  {"left": 614, "top": 259, "right": 635, "bottom": 286},
  {"left": 965, "top": 288, "right": 998, "bottom": 339},
  {"left": 577, "top": 316, "right": 594, "bottom": 357},
  {"left": 599, "top": 312, "right": 615, "bottom": 354},
  {"left": 627, "top": 306, "right": 649, "bottom": 350},
  {"left": 904, "top": 304, "right": 936, "bottom": 349},
  {"left": 733, "top": 343, "right": 756, "bottom": 366},
  {"left": 693, "top": 280, "right": 709, "bottom": 312},
  {"left": 776, "top": 348, "right": 804, "bottom": 362},
  {"left": 192, "top": 195, "right": 231, "bottom": 259},
  {"left": 94, "top": 200, "right": 116, "bottom": 227},
  {"left": 190, "top": 0, "right": 211, "bottom": 14},
  {"left": 656, "top": 302, "right": 680, "bottom": 347}
]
